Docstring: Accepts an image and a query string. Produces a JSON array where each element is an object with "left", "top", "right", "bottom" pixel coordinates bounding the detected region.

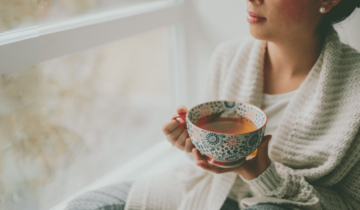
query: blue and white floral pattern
[
  {"left": 235, "top": 103, "right": 266, "bottom": 128},
  {"left": 236, "top": 129, "right": 264, "bottom": 157},
  {"left": 247, "top": 130, "right": 261, "bottom": 148},
  {"left": 223, "top": 101, "right": 236, "bottom": 109},
  {"left": 186, "top": 119, "right": 193, "bottom": 136},
  {"left": 223, "top": 154, "right": 242, "bottom": 161},
  {"left": 204, "top": 133, "right": 225, "bottom": 148},
  {"left": 186, "top": 100, "right": 267, "bottom": 167}
]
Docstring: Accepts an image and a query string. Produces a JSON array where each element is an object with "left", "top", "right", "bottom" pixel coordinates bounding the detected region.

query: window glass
[
  {"left": 0, "top": 27, "right": 170, "bottom": 209},
  {"left": 0, "top": 0, "right": 169, "bottom": 33}
]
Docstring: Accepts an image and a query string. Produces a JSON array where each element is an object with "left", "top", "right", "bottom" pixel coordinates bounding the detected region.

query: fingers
[
  {"left": 163, "top": 105, "right": 190, "bottom": 151},
  {"left": 175, "top": 105, "right": 188, "bottom": 126},
  {"left": 162, "top": 120, "right": 181, "bottom": 135},
  {"left": 165, "top": 125, "right": 183, "bottom": 145},
  {"left": 192, "top": 148, "right": 211, "bottom": 169},
  {"left": 163, "top": 117, "right": 190, "bottom": 150},
  {"left": 256, "top": 135, "right": 272, "bottom": 167},
  {"left": 168, "top": 105, "right": 188, "bottom": 128},
  {"left": 177, "top": 117, "right": 186, "bottom": 126},
  {"left": 257, "top": 135, "right": 272, "bottom": 158},
  {"left": 184, "top": 138, "right": 194, "bottom": 153},
  {"left": 174, "top": 129, "right": 189, "bottom": 150},
  {"left": 192, "top": 148, "right": 234, "bottom": 174},
  {"left": 192, "top": 148, "right": 207, "bottom": 162}
]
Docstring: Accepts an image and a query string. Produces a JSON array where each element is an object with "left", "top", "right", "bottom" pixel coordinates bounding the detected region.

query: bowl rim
[{"left": 186, "top": 100, "right": 268, "bottom": 135}]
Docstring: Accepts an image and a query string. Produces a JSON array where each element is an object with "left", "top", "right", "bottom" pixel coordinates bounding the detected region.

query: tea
[{"left": 195, "top": 115, "right": 257, "bottom": 134}]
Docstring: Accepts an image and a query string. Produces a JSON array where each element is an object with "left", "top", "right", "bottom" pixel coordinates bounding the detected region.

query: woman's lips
[{"left": 247, "top": 11, "right": 266, "bottom": 24}]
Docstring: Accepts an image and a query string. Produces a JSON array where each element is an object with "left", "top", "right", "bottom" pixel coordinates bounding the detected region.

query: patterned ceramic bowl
[{"left": 174, "top": 101, "right": 267, "bottom": 168}]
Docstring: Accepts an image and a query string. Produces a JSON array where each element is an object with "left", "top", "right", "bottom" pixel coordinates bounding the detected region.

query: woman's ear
[{"left": 319, "top": 0, "right": 342, "bottom": 13}]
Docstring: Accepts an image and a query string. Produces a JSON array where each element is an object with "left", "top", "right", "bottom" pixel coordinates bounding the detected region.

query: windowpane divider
[{"left": 0, "top": 1, "right": 184, "bottom": 74}]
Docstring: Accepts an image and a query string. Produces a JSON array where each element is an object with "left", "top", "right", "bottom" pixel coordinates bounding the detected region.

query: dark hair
[{"left": 318, "top": 0, "right": 360, "bottom": 34}]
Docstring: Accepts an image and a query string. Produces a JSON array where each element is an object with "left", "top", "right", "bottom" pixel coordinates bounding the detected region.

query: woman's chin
[{"left": 249, "top": 26, "right": 272, "bottom": 41}]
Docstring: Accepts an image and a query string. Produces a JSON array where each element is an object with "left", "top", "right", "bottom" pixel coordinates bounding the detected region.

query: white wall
[
  {"left": 335, "top": 9, "right": 360, "bottom": 52},
  {"left": 185, "top": 0, "right": 249, "bottom": 107},
  {"left": 192, "top": 1, "right": 360, "bottom": 51},
  {"left": 186, "top": 1, "right": 360, "bottom": 107}
]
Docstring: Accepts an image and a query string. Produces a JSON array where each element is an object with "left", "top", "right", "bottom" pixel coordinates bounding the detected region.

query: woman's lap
[
  {"left": 65, "top": 182, "right": 288, "bottom": 210},
  {"left": 65, "top": 181, "right": 132, "bottom": 210}
]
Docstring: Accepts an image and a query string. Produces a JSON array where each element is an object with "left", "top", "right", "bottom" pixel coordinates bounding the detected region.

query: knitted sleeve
[{"left": 240, "top": 158, "right": 360, "bottom": 210}]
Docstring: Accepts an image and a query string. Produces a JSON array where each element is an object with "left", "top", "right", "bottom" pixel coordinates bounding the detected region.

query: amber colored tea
[{"left": 195, "top": 115, "right": 257, "bottom": 134}]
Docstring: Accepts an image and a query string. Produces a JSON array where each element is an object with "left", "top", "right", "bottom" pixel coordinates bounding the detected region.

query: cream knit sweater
[{"left": 124, "top": 29, "right": 360, "bottom": 210}]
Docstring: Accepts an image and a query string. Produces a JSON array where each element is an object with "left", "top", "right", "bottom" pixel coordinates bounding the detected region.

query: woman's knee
[{"left": 65, "top": 181, "right": 133, "bottom": 210}]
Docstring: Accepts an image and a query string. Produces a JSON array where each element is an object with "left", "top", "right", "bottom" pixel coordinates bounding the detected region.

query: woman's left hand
[{"left": 192, "top": 135, "right": 272, "bottom": 180}]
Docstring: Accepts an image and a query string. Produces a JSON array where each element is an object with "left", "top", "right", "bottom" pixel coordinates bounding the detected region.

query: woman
[{"left": 66, "top": 0, "right": 360, "bottom": 209}]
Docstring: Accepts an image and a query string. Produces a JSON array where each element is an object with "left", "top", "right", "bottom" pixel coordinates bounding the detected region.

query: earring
[{"left": 320, "top": 7, "right": 326, "bottom": 13}]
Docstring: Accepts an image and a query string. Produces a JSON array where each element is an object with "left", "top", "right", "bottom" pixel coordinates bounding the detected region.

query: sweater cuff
[{"left": 240, "top": 162, "right": 282, "bottom": 196}]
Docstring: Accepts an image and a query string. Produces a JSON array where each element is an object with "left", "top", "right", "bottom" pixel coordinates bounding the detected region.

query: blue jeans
[
  {"left": 65, "top": 182, "right": 288, "bottom": 210},
  {"left": 220, "top": 198, "right": 289, "bottom": 210}
]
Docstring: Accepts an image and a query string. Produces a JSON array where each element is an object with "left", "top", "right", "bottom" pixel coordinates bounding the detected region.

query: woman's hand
[
  {"left": 192, "top": 135, "right": 272, "bottom": 180},
  {"left": 162, "top": 105, "right": 195, "bottom": 153}
]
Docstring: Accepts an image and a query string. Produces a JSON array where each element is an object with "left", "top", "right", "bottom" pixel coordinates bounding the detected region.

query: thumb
[
  {"left": 256, "top": 135, "right": 272, "bottom": 163},
  {"left": 175, "top": 105, "right": 188, "bottom": 126},
  {"left": 176, "top": 105, "right": 188, "bottom": 114}
]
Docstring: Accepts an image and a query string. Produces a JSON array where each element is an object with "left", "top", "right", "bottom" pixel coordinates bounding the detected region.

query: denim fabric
[
  {"left": 220, "top": 198, "right": 289, "bottom": 210},
  {"left": 243, "top": 203, "right": 289, "bottom": 210},
  {"left": 221, "top": 198, "right": 241, "bottom": 210}
]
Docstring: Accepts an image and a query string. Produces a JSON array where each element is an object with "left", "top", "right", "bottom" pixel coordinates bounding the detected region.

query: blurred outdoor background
[
  {"left": 0, "top": 0, "right": 162, "bottom": 33},
  {"left": 0, "top": 1, "right": 170, "bottom": 209}
]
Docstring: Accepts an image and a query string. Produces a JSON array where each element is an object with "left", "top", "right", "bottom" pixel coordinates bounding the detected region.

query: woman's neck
[
  {"left": 263, "top": 33, "right": 323, "bottom": 94},
  {"left": 266, "top": 33, "right": 323, "bottom": 77}
]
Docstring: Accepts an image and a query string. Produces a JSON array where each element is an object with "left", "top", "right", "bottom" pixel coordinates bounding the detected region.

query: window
[
  {"left": 0, "top": 28, "right": 170, "bottom": 209},
  {"left": 0, "top": 0, "right": 188, "bottom": 209},
  {"left": 0, "top": 0, "right": 169, "bottom": 33}
]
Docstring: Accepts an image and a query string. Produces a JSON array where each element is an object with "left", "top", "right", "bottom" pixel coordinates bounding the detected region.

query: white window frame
[
  {"left": 0, "top": 0, "right": 198, "bottom": 104},
  {"left": 0, "top": 0, "right": 198, "bottom": 208}
]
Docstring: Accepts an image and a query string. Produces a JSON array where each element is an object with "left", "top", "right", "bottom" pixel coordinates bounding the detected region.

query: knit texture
[
  {"left": 124, "top": 29, "right": 360, "bottom": 210},
  {"left": 65, "top": 182, "right": 132, "bottom": 210}
]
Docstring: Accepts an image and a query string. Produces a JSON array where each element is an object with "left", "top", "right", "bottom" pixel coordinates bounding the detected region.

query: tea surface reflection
[{"left": 195, "top": 116, "right": 257, "bottom": 134}]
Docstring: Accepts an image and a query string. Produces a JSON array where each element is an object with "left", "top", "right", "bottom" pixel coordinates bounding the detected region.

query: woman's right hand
[{"left": 162, "top": 105, "right": 194, "bottom": 153}]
